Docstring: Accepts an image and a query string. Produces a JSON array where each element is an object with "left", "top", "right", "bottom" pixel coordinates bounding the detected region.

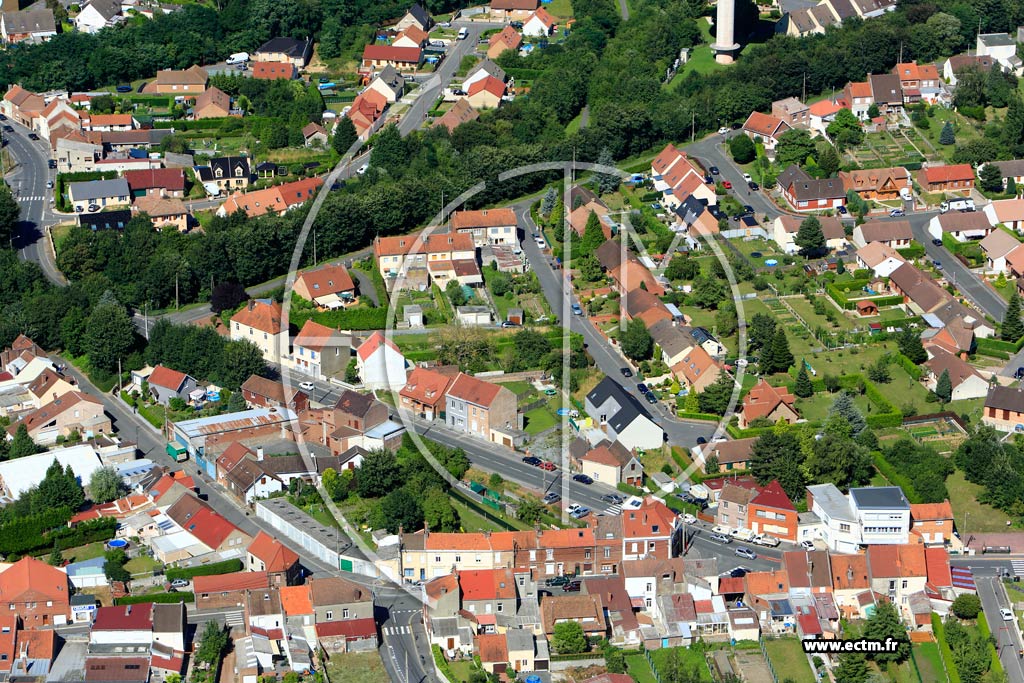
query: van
[
  {"left": 226, "top": 52, "right": 249, "bottom": 65},
  {"left": 940, "top": 198, "right": 974, "bottom": 214},
  {"left": 457, "top": 27, "right": 469, "bottom": 40}
]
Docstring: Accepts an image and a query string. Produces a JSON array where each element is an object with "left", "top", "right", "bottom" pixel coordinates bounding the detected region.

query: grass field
[
  {"left": 63, "top": 542, "right": 107, "bottom": 563},
  {"left": 324, "top": 652, "right": 387, "bottom": 683},
  {"left": 449, "top": 496, "right": 508, "bottom": 533},
  {"left": 649, "top": 646, "right": 712, "bottom": 682},
  {"left": 913, "top": 642, "right": 948, "bottom": 683},
  {"left": 125, "top": 555, "right": 163, "bottom": 575},
  {"left": 764, "top": 637, "right": 815, "bottom": 683},
  {"left": 946, "top": 469, "right": 1014, "bottom": 532},
  {"left": 545, "top": 0, "right": 573, "bottom": 19},
  {"left": 626, "top": 654, "right": 659, "bottom": 683}
]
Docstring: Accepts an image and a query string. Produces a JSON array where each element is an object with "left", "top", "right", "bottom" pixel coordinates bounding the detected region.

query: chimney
[{"left": 256, "top": 446, "right": 264, "bottom": 461}]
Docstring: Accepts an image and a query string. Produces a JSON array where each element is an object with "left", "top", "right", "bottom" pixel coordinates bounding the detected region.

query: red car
[
  {"left": 539, "top": 461, "right": 556, "bottom": 471},
  {"left": 722, "top": 180, "right": 732, "bottom": 189}
]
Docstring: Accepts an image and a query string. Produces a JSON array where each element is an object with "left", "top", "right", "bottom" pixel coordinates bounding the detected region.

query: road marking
[
  {"left": 1012, "top": 559, "right": 1024, "bottom": 577},
  {"left": 604, "top": 505, "right": 622, "bottom": 516},
  {"left": 223, "top": 610, "right": 244, "bottom": 627},
  {"left": 383, "top": 625, "right": 410, "bottom": 636}
]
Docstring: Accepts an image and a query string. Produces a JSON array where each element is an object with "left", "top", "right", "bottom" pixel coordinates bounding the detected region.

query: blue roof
[
  {"left": 364, "top": 419, "right": 405, "bottom": 439},
  {"left": 66, "top": 556, "right": 106, "bottom": 576},
  {"left": 116, "top": 458, "right": 155, "bottom": 477}
]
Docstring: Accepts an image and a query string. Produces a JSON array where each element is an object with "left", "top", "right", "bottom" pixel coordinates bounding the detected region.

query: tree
[
  {"left": 665, "top": 255, "right": 700, "bottom": 281},
  {"left": 48, "top": 545, "right": 64, "bottom": 567},
  {"left": 540, "top": 186, "right": 558, "bottom": 217},
  {"left": 691, "top": 274, "right": 727, "bottom": 309},
  {"left": 103, "top": 548, "right": 130, "bottom": 583},
  {"left": 0, "top": 182, "right": 18, "bottom": 249},
  {"left": 863, "top": 600, "right": 910, "bottom": 663},
  {"left": 867, "top": 103, "right": 880, "bottom": 119},
  {"left": 321, "top": 467, "right": 348, "bottom": 502},
  {"left": 35, "top": 462, "right": 84, "bottom": 511},
  {"left": 210, "top": 281, "right": 248, "bottom": 315},
  {"left": 698, "top": 373, "right": 736, "bottom": 415},
  {"left": 580, "top": 210, "right": 606, "bottom": 253},
  {"left": 794, "top": 364, "right": 814, "bottom": 398},
  {"left": 808, "top": 414, "right": 872, "bottom": 490},
  {"left": 823, "top": 374, "right": 841, "bottom": 393},
  {"left": 748, "top": 313, "right": 777, "bottom": 351},
  {"left": 750, "top": 427, "right": 806, "bottom": 500},
  {"left": 89, "top": 466, "right": 126, "bottom": 503},
  {"left": 356, "top": 449, "right": 401, "bottom": 498},
  {"left": 829, "top": 391, "right": 866, "bottom": 435},
  {"left": 1009, "top": 176, "right": 1018, "bottom": 197},
  {"left": 979, "top": 162, "right": 1004, "bottom": 193},
  {"left": 951, "top": 593, "right": 982, "bottom": 619},
  {"left": 552, "top": 621, "right": 588, "bottom": 654},
  {"left": 422, "top": 488, "right": 459, "bottom": 532},
  {"left": 516, "top": 496, "right": 544, "bottom": 524},
  {"left": 795, "top": 216, "right": 826, "bottom": 257},
  {"left": 868, "top": 358, "right": 891, "bottom": 383},
  {"left": 826, "top": 108, "right": 864, "bottom": 149},
  {"left": 595, "top": 148, "right": 620, "bottom": 195},
  {"left": 227, "top": 389, "right": 246, "bottom": 412},
  {"left": 728, "top": 134, "right": 756, "bottom": 164},
  {"left": 834, "top": 653, "right": 869, "bottom": 683},
  {"left": 715, "top": 302, "right": 738, "bottom": 337},
  {"left": 84, "top": 292, "right": 135, "bottom": 373},
  {"left": 703, "top": 454, "right": 719, "bottom": 473},
  {"left": 818, "top": 145, "right": 840, "bottom": 177},
  {"left": 762, "top": 327, "right": 793, "bottom": 374},
  {"left": 345, "top": 358, "right": 359, "bottom": 383},
  {"left": 935, "top": 369, "right": 953, "bottom": 404},
  {"left": 195, "top": 622, "right": 229, "bottom": 667},
  {"left": 621, "top": 319, "right": 653, "bottom": 360},
  {"left": 332, "top": 117, "right": 358, "bottom": 155},
  {"left": 8, "top": 423, "right": 45, "bottom": 459},
  {"left": 577, "top": 254, "right": 604, "bottom": 282},
  {"left": 939, "top": 121, "right": 956, "bottom": 146},
  {"left": 380, "top": 488, "right": 424, "bottom": 533},
  {"left": 1004, "top": 290, "right": 1024, "bottom": 340},
  {"left": 896, "top": 328, "right": 927, "bottom": 364},
  {"left": 446, "top": 279, "right": 467, "bottom": 307},
  {"left": 775, "top": 128, "right": 817, "bottom": 168}
]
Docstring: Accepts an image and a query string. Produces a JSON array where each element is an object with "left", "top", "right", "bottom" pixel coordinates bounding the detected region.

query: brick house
[
  {"left": 399, "top": 366, "right": 457, "bottom": 420},
  {"left": 777, "top": 166, "right": 846, "bottom": 212},
  {"left": 247, "top": 531, "right": 301, "bottom": 587},
  {"left": 741, "top": 111, "right": 791, "bottom": 151},
  {"left": 150, "top": 65, "right": 208, "bottom": 94},
  {"left": 7, "top": 391, "right": 110, "bottom": 445},
  {"left": 193, "top": 572, "right": 270, "bottom": 610},
  {"left": 444, "top": 373, "right": 518, "bottom": 445},
  {"left": 240, "top": 374, "right": 309, "bottom": 412},
  {"left": 839, "top": 166, "right": 910, "bottom": 201},
  {"left": 917, "top": 164, "right": 975, "bottom": 193},
  {"left": 737, "top": 380, "right": 798, "bottom": 429},
  {"left": 983, "top": 385, "right": 1024, "bottom": 431},
  {"left": 0, "top": 557, "right": 70, "bottom": 626}
]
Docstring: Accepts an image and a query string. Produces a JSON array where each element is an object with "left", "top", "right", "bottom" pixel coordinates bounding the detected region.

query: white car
[
  {"left": 682, "top": 513, "right": 697, "bottom": 525},
  {"left": 718, "top": 127, "right": 729, "bottom": 135},
  {"left": 536, "top": 238, "right": 547, "bottom": 249},
  {"left": 800, "top": 540, "right": 815, "bottom": 551},
  {"left": 299, "top": 381, "right": 315, "bottom": 391},
  {"left": 1001, "top": 608, "right": 1015, "bottom": 621},
  {"left": 566, "top": 504, "right": 582, "bottom": 515},
  {"left": 742, "top": 173, "right": 752, "bottom": 182},
  {"left": 356, "top": 164, "right": 368, "bottom": 175},
  {"left": 711, "top": 525, "right": 730, "bottom": 535}
]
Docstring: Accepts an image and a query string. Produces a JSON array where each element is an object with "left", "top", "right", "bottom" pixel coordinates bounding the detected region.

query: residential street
[{"left": 976, "top": 574, "right": 1024, "bottom": 683}]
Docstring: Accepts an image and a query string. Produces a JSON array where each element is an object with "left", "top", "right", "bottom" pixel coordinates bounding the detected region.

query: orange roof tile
[
  {"left": 231, "top": 300, "right": 283, "bottom": 335},
  {"left": 910, "top": 501, "right": 953, "bottom": 522},
  {"left": 921, "top": 164, "right": 974, "bottom": 183},
  {"left": 280, "top": 585, "right": 313, "bottom": 616},
  {"left": 356, "top": 330, "right": 401, "bottom": 361},
  {"left": 148, "top": 364, "right": 188, "bottom": 391},
  {"left": 476, "top": 633, "right": 508, "bottom": 664},
  {"left": 744, "top": 569, "right": 790, "bottom": 597},
  {"left": 446, "top": 373, "right": 506, "bottom": 408},
  {"left": 294, "top": 320, "right": 342, "bottom": 353},
  {"left": 400, "top": 367, "right": 456, "bottom": 409},
  {"left": 467, "top": 75, "right": 506, "bottom": 99},
  {"left": 622, "top": 499, "right": 676, "bottom": 540},
  {"left": 247, "top": 531, "right": 299, "bottom": 573},
  {"left": 451, "top": 208, "right": 516, "bottom": 230},
  {"left": 741, "top": 379, "right": 797, "bottom": 422},
  {"left": 459, "top": 569, "right": 516, "bottom": 602},
  {"left": 0, "top": 557, "right": 69, "bottom": 603},
  {"left": 296, "top": 263, "right": 355, "bottom": 298},
  {"left": 831, "top": 554, "right": 870, "bottom": 591},
  {"left": 193, "top": 571, "right": 269, "bottom": 594}
]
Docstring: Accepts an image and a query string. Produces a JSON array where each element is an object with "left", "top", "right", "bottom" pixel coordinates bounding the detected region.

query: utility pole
[
  {"left": 691, "top": 111, "right": 696, "bottom": 142},
  {"left": 117, "top": 357, "right": 122, "bottom": 395},
  {"left": 175, "top": 272, "right": 179, "bottom": 310},
  {"left": 313, "top": 229, "right": 317, "bottom": 264}
]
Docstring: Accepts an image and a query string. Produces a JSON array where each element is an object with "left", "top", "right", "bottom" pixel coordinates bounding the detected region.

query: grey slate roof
[
  {"left": 2, "top": 8, "right": 56, "bottom": 34},
  {"left": 69, "top": 177, "right": 129, "bottom": 200},
  {"left": 586, "top": 376, "right": 654, "bottom": 435},
  {"left": 850, "top": 486, "right": 910, "bottom": 510}
]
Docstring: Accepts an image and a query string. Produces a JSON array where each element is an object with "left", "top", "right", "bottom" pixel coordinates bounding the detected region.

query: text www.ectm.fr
[{"left": 802, "top": 638, "right": 902, "bottom": 654}]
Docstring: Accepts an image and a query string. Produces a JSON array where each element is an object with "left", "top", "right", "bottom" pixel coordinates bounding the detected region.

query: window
[
  {"left": 901, "top": 580, "right": 908, "bottom": 589},
  {"left": 648, "top": 541, "right": 656, "bottom": 550},
  {"left": 454, "top": 556, "right": 461, "bottom": 563},
  {"left": 326, "top": 611, "right": 333, "bottom": 620},
  {"left": 546, "top": 549, "right": 554, "bottom": 560},
  {"left": 603, "top": 547, "right": 611, "bottom": 558},
  {"left": 343, "top": 609, "right": 349, "bottom": 618},
  {"left": 839, "top": 523, "right": 850, "bottom": 532},
  {"left": 585, "top": 550, "right": 591, "bottom": 560},
  {"left": 497, "top": 603, "right": 503, "bottom": 613},
  {"left": 630, "top": 543, "right": 638, "bottom": 554},
  {"left": 435, "top": 556, "right": 441, "bottom": 563}
]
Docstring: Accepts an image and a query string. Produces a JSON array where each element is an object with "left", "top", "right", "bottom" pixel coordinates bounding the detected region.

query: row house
[
  {"left": 288, "top": 320, "right": 350, "bottom": 381},
  {"left": 217, "top": 177, "right": 323, "bottom": 219},
  {"left": 298, "top": 387, "right": 403, "bottom": 455},
  {"left": 892, "top": 61, "right": 942, "bottom": 104},
  {"left": 715, "top": 479, "right": 798, "bottom": 542},
  {"left": 451, "top": 208, "right": 517, "bottom": 247},
  {"left": 373, "top": 231, "right": 478, "bottom": 292},
  {"left": 1, "top": 85, "right": 44, "bottom": 128},
  {"left": 851, "top": 219, "right": 913, "bottom": 249},
  {"left": 444, "top": 373, "right": 520, "bottom": 446},
  {"left": 917, "top": 164, "right": 974, "bottom": 193},
  {"left": 6, "top": 390, "right": 110, "bottom": 445},
  {"left": 399, "top": 366, "right": 458, "bottom": 421},
  {"left": 650, "top": 143, "right": 716, "bottom": 210},
  {"left": 230, "top": 299, "right": 286, "bottom": 364}
]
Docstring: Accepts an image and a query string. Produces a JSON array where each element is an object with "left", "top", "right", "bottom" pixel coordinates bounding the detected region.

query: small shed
[
  {"left": 507, "top": 308, "right": 524, "bottom": 325},
  {"left": 457, "top": 306, "right": 491, "bottom": 326},
  {"left": 856, "top": 300, "right": 878, "bottom": 316},
  {"left": 404, "top": 304, "right": 424, "bottom": 329},
  {"left": 650, "top": 471, "right": 676, "bottom": 493}
]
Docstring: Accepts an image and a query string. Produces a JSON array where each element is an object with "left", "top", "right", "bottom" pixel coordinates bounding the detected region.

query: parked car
[
  {"left": 46, "top": 180, "right": 54, "bottom": 189},
  {"left": 452, "top": 89, "right": 467, "bottom": 96},
  {"left": 645, "top": 392, "right": 658, "bottom": 404},
  {"left": 735, "top": 547, "right": 758, "bottom": 560},
  {"left": 522, "top": 456, "right": 542, "bottom": 466},
  {"left": 800, "top": 540, "right": 815, "bottom": 551},
  {"left": 1015, "top": 367, "right": 1024, "bottom": 380},
  {"left": 546, "top": 575, "right": 569, "bottom": 586},
  {"left": 932, "top": 238, "right": 943, "bottom": 246},
  {"left": 87, "top": 204, "right": 100, "bottom": 212},
  {"left": 170, "top": 579, "right": 190, "bottom": 588},
  {"left": 48, "top": 159, "right": 57, "bottom": 169},
  {"left": 299, "top": 381, "right": 315, "bottom": 391},
  {"left": 500, "top": 321, "right": 517, "bottom": 328},
  {"left": 536, "top": 238, "right": 547, "bottom": 249},
  {"left": 704, "top": 174, "right": 714, "bottom": 184},
  {"left": 709, "top": 166, "right": 720, "bottom": 175},
  {"left": 742, "top": 173, "right": 752, "bottom": 182},
  {"left": 572, "top": 474, "right": 593, "bottom": 485},
  {"left": 569, "top": 507, "right": 590, "bottom": 519},
  {"left": 637, "top": 383, "right": 650, "bottom": 394},
  {"left": 539, "top": 461, "right": 556, "bottom": 471},
  {"left": 620, "top": 367, "right": 633, "bottom": 378},
  {"left": 748, "top": 181, "right": 759, "bottom": 191},
  {"left": 601, "top": 494, "right": 625, "bottom": 505},
  {"left": 542, "top": 492, "right": 561, "bottom": 504},
  {"left": 27, "top": 132, "right": 38, "bottom": 140},
  {"left": 718, "top": 127, "right": 729, "bottom": 135},
  {"left": 722, "top": 180, "right": 732, "bottom": 189},
  {"left": 696, "top": 436, "right": 707, "bottom": 445},
  {"left": 566, "top": 504, "right": 582, "bottom": 515},
  {"left": 836, "top": 205, "right": 848, "bottom": 215},
  {"left": 682, "top": 513, "right": 697, "bottom": 525},
  {"left": 1001, "top": 608, "right": 1015, "bottom": 621},
  {"left": 709, "top": 533, "right": 732, "bottom": 544},
  {"left": 571, "top": 303, "right": 583, "bottom": 315},
  {"left": 2, "top": 126, "right": 12, "bottom": 132},
  {"left": 934, "top": 260, "right": 942, "bottom": 270},
  {"left": 889, "top": 208, "right": 905, "bottom": 217},
  {"left": 0, "top": 114, "right": 6, "bottom": 120},
  {"left": 562, "top": 581, "right": 582, "bottom": 592}
]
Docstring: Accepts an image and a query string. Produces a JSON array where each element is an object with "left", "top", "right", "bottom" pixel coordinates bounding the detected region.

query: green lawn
[
  {"left": 524, "top": 405, "right": 558, "bottom": 434},
  {"left": 124, "top": 555, "right": 163, "bottom": 575},
  {"left": 797, "top": 390, "right": 874, "bottom": 423},
  {"left": 626, "top": 654, "right": 660, "bottom": 683},
  {"left": 784, "top": 296, "right": 857, "bottom": 332},
  {"left": 64, "top": 542, "right": 108, "bottom": 563},
  {"left": 497, "top": 380, "right": 535, "bottom": 397},
  {"left": 912, "top": 642, "right": 947, "bottom": 683},
  {"left": 946, "top": 468, "right": 1014, "bottom": 532},
  {"left": 763, "top": 637, "right": 815, "bottom": 683},
  {"left": 323, "top": 652, "right": 387, "bottom": 683},
  {"left": 649, "top": 646, "right": 712, "bottom": 682},
  {"left": 449, "top": 496, "right": 509, "bottom": 533},
  {"left": 545, "top": 0, "right": 573, "bottom": 19}
]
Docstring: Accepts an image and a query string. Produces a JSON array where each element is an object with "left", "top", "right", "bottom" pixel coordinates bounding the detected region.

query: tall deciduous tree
[
  {"left": 89, "top": 466, "right": 127, "bottom": 503},
  {"left": 750, "top": 426, "right": 806, "bottom": 500},
  {"left": 728, "top": 134, "right": 756, "bottom": 164},
  {"left": 356, "top": 449, "right": 401, "bottom": 498},
  {"left": 621, "top": 319, "right": 653, "bottom": 360},
  {"left": 380, "top": 488, "right": 423, "bottom": 533},
  {"left": 0, "top": 182, "right": 19, "bottom": 249},
  {"left": 775, "top": 128, "right": 817, "bottom": 168},
  {"left": 422, "top": 488, "right": 459, "bottom": 532},
  {"left": 552, "top": 621, "right": 588, "bottom": 654},
  {"left": 84, "top": 292, "right": 135, "bottom": 373},
  {"left": 818, "top": 145, "right": 840, "bottom": 177}
]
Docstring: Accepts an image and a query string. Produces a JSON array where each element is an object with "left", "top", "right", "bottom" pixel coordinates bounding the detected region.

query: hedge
[
  {"left": 165, "top": 559, "right": 243, "bottom": 582},
  {"left": 432, "top": 645, "right": 458, "bottom": 683},
  {"left": 115, "top": 592, "right": 193, "bottom": 606},
  {"left": 0, "top": 507, "right": 74, "bottom": 556},
  {"left": 550, "top": 652, "right": 604, "bottom": 661},
  {"left": 893, "top": 353, "right": 924, "bottom": 380},
  {"left": 932, "top": 614, "right": 963, "bottom": 683},
  {"left": 975, "top": 610, "right": 1005, "bottom": 681},
  {"left": 978, "top": 337, "right": 1018, "bottom": 354},
  {"left": 676, "top": 411, "right": 721, "bottom": 422},
  {"left": 872, "top": 452, "right": 922, "bottom": 503},
  {"left": 896, "top": 243, "right": 925, "bottom": 259},
  {"left": 617, "top": 482, "right": 644, "bottom": 496}
]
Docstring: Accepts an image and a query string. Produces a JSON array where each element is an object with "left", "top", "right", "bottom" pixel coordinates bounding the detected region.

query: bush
[
  {"left": 164, "top": 559, "right": 243, "bottom": 582},
  {"left": 115, "top": 592, "right": 193, "bottom": 605},
  {"left": 951, "top": 593, "right": 982, "bottom": 620}
]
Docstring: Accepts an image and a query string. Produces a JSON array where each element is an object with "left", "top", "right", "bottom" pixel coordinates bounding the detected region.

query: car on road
[
  {"left": 546, "top": 575, "right": 569, "bottom": 586},
  {"left": 889, "top": 208, "right": 905, "bottom": 217},
  {"left": 170, "top": 579, "right": 190, "bottom": 588},
  {"left": 709, "top": 533, "right": 732, "bottom": 544},
  {"left": 682, "top": 513, "right": 697, "bottom": 524},
  {"left": 722, "top": 180, "right": 732, "bottom": 189},
  {"left": 703, "top": 174, "right": 714, "bottom": 184},
  {"left": 531, "top": 231, "right": 539, "bottom": 239},
  {"left": 27, "top": 132, "right": 38, "bottom": 140},
  {"left": 637, "top": 383, "right": 649, "bottom": 394},
  {"left": 48, "top": 160, "right": 57, "bottom": 168},
  {"left": 601, "top": 493, "right": 625, "bottom": 505},
  {"left": 932, "top": 238, "right": 943, "bottom": 246},
  {"left": 2, "top": 126, "right": 11, "bottom": 132},
  {"left": 742, "top": 173, "right": 752, "bottom": 182},
  {"left": 748, "top": 181, "right": 759, "bottom": 191},
  {"left": 800, "top": 540, "right": 815, "bottom": 551},
  {"left": 572, "top": 474, "right": 593, "bottom": 484},
  {"left": 522, "top": 456, "right": 542, "bottom": 466},
  {"left": 500, "top": 321, "right": 518, "bottom": 328},
  {"left": 299, "top": 381, "right": 315, "bottom": 391},
  {"left": 709, "top": 166, "right": 720, "bottom": 175},
  {"left": 718, "top": 127, "right": 729, "bottom": 135},
  {"left": 566, "top": 504, "right": 583, "bottom": 515},
  {"left": 87, "top": 204, "right": 100, "bottom": 212},
  {"left": 539, "top": 461, "right": 556, "bottom": 471},
  {"left": 46, "top": 180, "right": 54, "bottom": 189},
  {"left": 542, "top": 492, "right": 561, "bottom": 504},
  {"left": 536, "top": 238, "right": 547, "bottom": 249},
  {"left": 356, "top": 164, "right": 368, "bottom": 175},
  {"left": 735, "top": 547, "right": 758, "bottom": 560},
  {"left": 645, "top": 392, "right": 658, "bottom": 404},
  {"left": 933, "top": 260, "right": 942, "bottom": 270},
  {"left": 569, "top": 507, "right": 590, "bottom": 519},
  {"left": 562, "top": 581, "right": 582, "bottom": 591},
  {"left": 571, "top": 303, "right": 583, "bottom": 315},
  {"left": 1001, "top": 608, "right": 1015, "bottom": 621},
  {"left": 726, "top": 567, "right": 752, "bottom": 578},
  {"left": 620, "top": 367, "right": 633, "bottom": 378},
  {"left": 0, "top": 114, "right": 6, "bottom": 120}
]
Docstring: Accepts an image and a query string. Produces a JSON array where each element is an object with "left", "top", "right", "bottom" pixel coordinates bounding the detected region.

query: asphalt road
[
  {"left": 513, "top": 200, "right": 717, "bottom": 449},
  {"left": 977, "top": 574, "right": 1024, "bottom": 683}
]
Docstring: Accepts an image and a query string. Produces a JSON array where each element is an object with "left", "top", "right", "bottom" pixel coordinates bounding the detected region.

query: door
[{"left": 447, "top": 638, "right": 455, "bottom": 650}]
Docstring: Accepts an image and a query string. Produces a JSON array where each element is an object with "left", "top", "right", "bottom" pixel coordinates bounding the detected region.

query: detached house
[
  {"left": 983, "top": 198, "right": 1024, "bottom": 233},
  {"left": 806, "top": 484, "right": 911, "bottom": 552},
  {"left": 445, "top": 373, "right": 519, "bottom": 446},
  {"left": 741, "top": 112, "right": 791, "bottom": 152},
  {"left": 147, "top": 365, "right": 198, "bottom": 406},
  {"left": 355, "top": 331, "right": 407, "bottom": 390},
  {"left": 149, "top": 65, "right": 208, "bottom": 94},
  {"left": 125, "top": 168, "right": 186, "bottom": 198},
  {"left": 74, "top": 0, "right": 121, "bottom": 33},
  {"left": 777, "top": 166, "right": 846, "bottom": 212},
  {"left": 192, "top": 86, "right": 231, "bottom": 119},
  {"left": 851, "top": 219, "right": 913, "bottom": 249},
  {"left": 918, "top": 164, "right": 974, "bottom": 193},
  {"left": 293, "top": 264, "right": 357, "bottom": 308},
  {"left": 927, "top": 212, "right": 993, "bottom": 243},
  {"left": 197, "top": 156, "right": 251, "bottom": 194},
  {"left": 980, "top": 229, "right": 1021, "bottom": 274},
  {"left": 290, "top": 320, "right": 350, "bottom": 381},
  {"left": 924, "top": 348, "right": 988, "bottom": 401},
  {"left": 983, "top": 385, "right": 1024, "bottom": 431},
  {"left": 737, "top": 380, "right": 798, "bottom": 429},
  {"left": 773, "top": 215, "right": 846, "bottom": 254},
  {"left": 8, "top": 391, "right": 110, "bottom": 444},
  {"left": 671, "top": 345, "right": 722, "bottom": 394},
  {"left": 365, "top": 65, "right": 406, "bottom": 103},
  {"left": 579, "top": 440, "right": 643, "bottom": 487},
  {"left": 68, "top": 178, "right": 130, "bottom": 213},
  {"left": 1, "top": 8, "right": 56, "bottom": 44},
  {"left": 584, "top": 377, "right": 664, "bottom": 451},
  {"left": 523, "top": 7, "right": 555, "bottom": 37},
  {"left": 487, "top": 26, "right": 522, "bottom": 59},
  {"left": 840, "top": 166, "right": 910, "bottom": 201},
  {"left": 255, "top": 37, "right": 313, "bottom": 67},
  {"left": 361, "top": 45, "right": 423, "bottom": 72},
  {"left": 856, "top": 241, "right": 906, "bottom": 278},
  {"left": 252, "top": 61, "right": 297, "bottom": 80},
  {"left": 396, "top": 3, "right": 432, "bottom": 31},
  {"left": 230, "top": 299, "right": 286, "bottom": 363},
  {"left": 0, "top": 556, "right": 71, "bottom": 626}
]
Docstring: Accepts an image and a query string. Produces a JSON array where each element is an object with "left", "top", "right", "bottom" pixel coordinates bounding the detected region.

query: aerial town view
[{"left": 7, "top": 0, "right": 1024, "bottom": 682}]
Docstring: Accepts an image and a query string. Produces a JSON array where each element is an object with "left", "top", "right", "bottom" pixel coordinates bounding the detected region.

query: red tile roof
[
  {"left": 315, "top": 618, "right": 377, "bottom": 639},
  {"left": 252, "top": 61, "right": 296, "bottom": 80},
  {"left": 193, "top": 571, "right": 269, "bottom": 594},
  {"left": 467, "top": 75, "right": 506, "bottom": 99},
  {"left": 741, "top": 379, "right": 797, "bottom": 423},
  {"left": 231, "top": 300, "right": 283, "bottom": 335},
  {"left": 446, "top": 373, "right": 507, "bottom": 408},
  {"left": 743, "top": 111, "right": 788, "bottom": 138},
  {"left": 181, "top": 507, "right": 243, "bottom": 550},
  {"left": 797, "top": 609, "right": 823, "bottom": 635},
  {"left": 400, "top": 367, "right": 456, "bottom": 409},
  {"left": 92, "top": 604, "right": 154, "bottom": 631},
  {"left": 925, "top": 547, "right": 952, "bottom": 588},
  {"left": 920, "top": 164, "right": 974, "bottom": 184},
  {"left": 294, "top": 320, "right": 342, "bottom": 353},
  {"left": 476, "top": 633, "right": 509, "bottom": 664},
  {"left": 296, "top": 263, "right": 355, "bottom": 298},
  {"left": 451, "top": 208, "right": 516, "bottom": 229},
  {"left": 0, "top": 556, "right": 69, "bottom": 604},
  {"left": 148, "top": 364, "right": 188, "bottom": 391},
  {"left": 362, "top": 44, "right": 422, "bottom": 63},
  {"left": 124, "top": 168, "right": 185, "bottom": 193},
  {"left": 247, "top": 531, "right": 299, "bottom": 573},
  {"left": 751, "top": 480, "right": 795, "bottom": 511},
  {"left": 622, "top": 499, "right": 676, "bottom": 540},
  {"left": 356, "top": 330, "right": 401, "bottom": 361},
  {"left": 459, "top": 569, "right": 516, "bottom": 602},
  {"left": 280, "top": 585, "right": 313, "bottom": 616},
  {"left": 84, "top": 656, "right": 149, "bottom": 682}
]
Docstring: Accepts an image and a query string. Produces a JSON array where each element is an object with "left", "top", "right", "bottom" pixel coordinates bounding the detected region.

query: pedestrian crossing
[
  {"left": 1011, "top": 559, "right": 1024, "bottom": 577},
  {"left": 604, "top": 505, "right": 622, "bottom": 516},
  {"left": 383, "top": 625, "right": 411, "bottom": 636},
  {"left": 224, "top": 610, "right": 244, "bottom": 627},
  {"left": 17, "top": 196, "right": 45, "bottom": 202}
]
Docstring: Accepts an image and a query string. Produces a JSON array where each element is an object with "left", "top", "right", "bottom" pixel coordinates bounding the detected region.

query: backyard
[
  {"left": 912, "top": 641, "right": 948, "bottom": 683},
  {"left": 946, "top": 469, "right": 1014, "bottom": 532},
  {"left": 648, "top": 645, "right": 713, "bottom": 682},
  {"left": 763, "top": 637, "right": 815, "bottom": 683},
  {"left": 323, "top": 652, "right": 387, "bottom": 683}
]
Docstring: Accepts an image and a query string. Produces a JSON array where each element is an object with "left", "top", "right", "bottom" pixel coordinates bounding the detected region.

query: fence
[{"left": 759, "top": 636, "right": 779, "bottom": 683}]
